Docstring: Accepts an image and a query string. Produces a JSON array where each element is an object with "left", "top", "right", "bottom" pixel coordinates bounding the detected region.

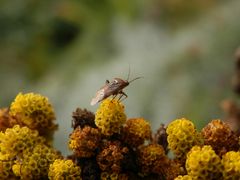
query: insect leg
[
  {"left": 111, "top": 94, "right": 118, "bottom": 101},
  {"left": 118, "top": 91, "right": 128, "bottom": 102}
]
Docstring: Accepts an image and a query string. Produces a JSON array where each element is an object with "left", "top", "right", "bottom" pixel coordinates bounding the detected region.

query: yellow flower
[
  {"left": 186, "top": 145, "right": 223, "bottom": 179},
  {"left": 9, "top": 92, "right": 57, "bottom": 138},
  {"left": 166, "top": 118, "right": 202, "bottom": 160},
  {"left": 0, "top": 152, "right": 16, "bottom": 179},
  {"left": 95, "top": 99, "right": 126, "bottom": 136},
  {"left": 222, "top": 151, "right": 240, "bottom": 179},
  {"left": 13, "top": 144, "right": 62, "bottom": 179},
  {"left": 0, "top": 125, "right": 45, "bottom": 157},
  {"left": 48, "top": 159, "right": 81, "bottom": 180},
  {"left": 123, "top": 118, "right": 151, "bottom": 147}
]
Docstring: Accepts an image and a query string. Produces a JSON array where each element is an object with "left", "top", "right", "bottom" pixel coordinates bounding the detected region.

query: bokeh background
[{"left": 1, "top": 0, "right": 240, "bottom": 155}]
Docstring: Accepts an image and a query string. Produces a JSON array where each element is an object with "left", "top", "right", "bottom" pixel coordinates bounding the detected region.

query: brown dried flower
[
  {"left": 152, "top": 124, "right": 168, "bottom": 153},
  {"left": 201, "top": 119, "right": 239, "bottom": 156},
  {"left": 72, "top": 108, "right": 96, "bottom": 129},
  {"left": 97, "top": 141, "right": 129, "bottom": 174},
  {"left": 69, "top": 126, "right": 101, "bottom": 158}
]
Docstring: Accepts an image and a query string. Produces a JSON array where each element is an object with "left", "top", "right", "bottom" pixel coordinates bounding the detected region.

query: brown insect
[{"left": 90, "top": 73, "right": 142, "bottom": 105}]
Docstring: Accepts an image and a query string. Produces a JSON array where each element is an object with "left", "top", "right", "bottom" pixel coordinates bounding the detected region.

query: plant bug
[{"left": 90, "top": 71, "right": 142, "bottom": 105}]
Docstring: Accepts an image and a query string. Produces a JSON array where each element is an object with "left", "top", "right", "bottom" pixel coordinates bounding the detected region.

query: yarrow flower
[
  {"left": 97, "top": 141, "right": 128, "bottom": 173},
  {"left": 69, "top": 126, "right": 101, "bottom": 158},
  {"left": 186, "top": 145, "right": 223, "bottom": 179},
  {"left": 95, "top": 99, "right": 126, "bottom": 136},
  {"left": 48, "top": 159, "right": 82, "bottom": 180},
  {"left": 72, "top": 108, "right": 96, "bottom": 129},
  {"left": 138, "top": 144, "right": 170, "bottom": 176},
  {"left": 0, "top": 125, "right": 45, "bottom": 158},
  {"left": 0, "top": 153, "right": 15, "bottom": 179},
  {"left": 166, "top": 118, "right": 202, "bottom": 160},
  {"left": 9, "top": 92, "right": 57, "bottom": 138},
  {"left": 12, "top": 144, "right": 62, "bottom": 179},
  {"left": 123, "top": 118, "right": 151, "bottom": 147},
  {"left": 201, "top": 119, "right": 239, "bottom": 156},
  {"left": 222, "top": 151, "right": 240, "bottom": 179}
]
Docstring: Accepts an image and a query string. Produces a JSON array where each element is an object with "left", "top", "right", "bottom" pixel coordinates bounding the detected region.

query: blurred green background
[{"left": 1, "top": 0, "right": 240, "bottom": 155}]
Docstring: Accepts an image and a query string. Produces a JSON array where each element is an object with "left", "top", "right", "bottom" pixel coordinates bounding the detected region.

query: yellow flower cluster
[
  {"left": 222, "top": 151, "right": 240, "bottom": 179},
  {"left": 166, "top": 118, "right": 202, "bottom": 159},
  {"left": 0, "top": 153, "right": 15, "bottom": 179},
  {"left": 69, "top": 126, "right": 101, "bottom": 158},
  {"left": 186, "top": 145, "right": 222, "bottom": 179},
  {"left": 13, "top": 143, "right": 62, "bottom": 179},
  {"left": 48, "top": 159, "right": 82, "bottom": 180},
  {"left": 95, "top": 99, "right": 126, "bottom": 136},
  {"left": 123, "top": 118, "right": 151, "bottom": 147},
  {"left": 0, "top": 125, "right": 45, "bottom": 158},
  {"left": 9, "top": 92, "right": 57, "bottom": 138}
]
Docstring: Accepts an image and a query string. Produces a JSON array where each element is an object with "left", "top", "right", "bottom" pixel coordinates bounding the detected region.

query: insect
[{"left": 90, "top": 72, "right": 142, "bottom": 105}]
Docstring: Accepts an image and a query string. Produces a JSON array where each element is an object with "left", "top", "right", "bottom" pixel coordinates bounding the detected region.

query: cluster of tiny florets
[
  {"left": 72, "top": 108, "right": 96, "bottom": 129},
  {"left": 166, "top": 118, "right": 202, "bottom": 160},
  {"left": 201, "top": 119, "right": 239, "bottom": 156},
  {"left": 48, "top": 159, "right": 82, "bottom": 180},
  {"left": 123, "top": 118, "right": 151, "bottom": 147},
  {"left": 69, "top": 126, "right": 101, "bottom": 158},
  {"left": 222, "top": 151, "right": 240, "bottom": 179},
  {"left": 0, "top": 153, "right": 15, "bottom": 179},
  {"left": 9, "top": 92, "right": 57, "bottom": 138},
  {"left": 186, "top": 145, "right": 223, "bottom": 179},
  {"left": 13, "top": 144, "right": 62, "bottom": 179},
  {"left": 0, "top": 125, "right": 45, "bottom": 158},
  {"left": 95, "top": 99, "right": 126, "bottom": 136},
  {"left": 137, "top": 144, "right": 170, "bottom": 176},
  {"left": 97, "top": 141, "right": 129, "bottom": 173}
]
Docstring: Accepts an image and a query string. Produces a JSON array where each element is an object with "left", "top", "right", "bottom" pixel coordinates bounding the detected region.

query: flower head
[
  {"left": 97, "top": 141, "right": 128, "bottom": 173},
  {"left": 138, "top": 144, "right": 169, "bottom": 176},
  {"left": 0, "top": 153, "right": 16, "bottom": 179},
  {"left": 201, "top": 119, "right": 239, "bottom": 156},
  {"left": 95, "top": 99, "right": 126, "bottom": 136},
  {"left": 222, "top": 151, "right": 240, "bottom": 179},
  {"left": 13, "top": 144, "right": 62, "bottom": 179},
  {"left": 0, "top": 125, "right": 45, "bottom": 158},
  {"left": 48, "top": 159, "right": 81, "bottom": 180},
  {"left": 123, "top": 118, "right": 151, "bottom": 147},
  {"left": 166, "top": 118, "right": 202, "bottom": 160},
  {"left": 72, "top": 108, "right": 96, "bottom": 129},
  {"left": 69, "top": 126, "right": 101, "bottom": 158},
  {"left": 9, "top": 92, "right": 58, "bottom": 138},
  {"left": 186, "top": 145, "right": 223, "bottom": 179}
]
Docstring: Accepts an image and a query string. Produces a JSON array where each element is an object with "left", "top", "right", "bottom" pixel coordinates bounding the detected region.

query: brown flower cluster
[{"left": 68, "top": 99, "right": 180, "bottom": 180}]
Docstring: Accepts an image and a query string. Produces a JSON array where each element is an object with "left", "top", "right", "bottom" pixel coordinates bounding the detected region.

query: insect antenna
[
  {"left": 129, "top": 76, "right": 143, "bottom": 83},
  {"left": 126, "top": 64, "right": 131, "bottom": 81}
]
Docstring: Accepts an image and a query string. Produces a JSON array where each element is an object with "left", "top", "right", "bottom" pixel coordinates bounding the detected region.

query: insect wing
[{"left": 91, "top": 89, "right": 105, "bottom": 105}]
